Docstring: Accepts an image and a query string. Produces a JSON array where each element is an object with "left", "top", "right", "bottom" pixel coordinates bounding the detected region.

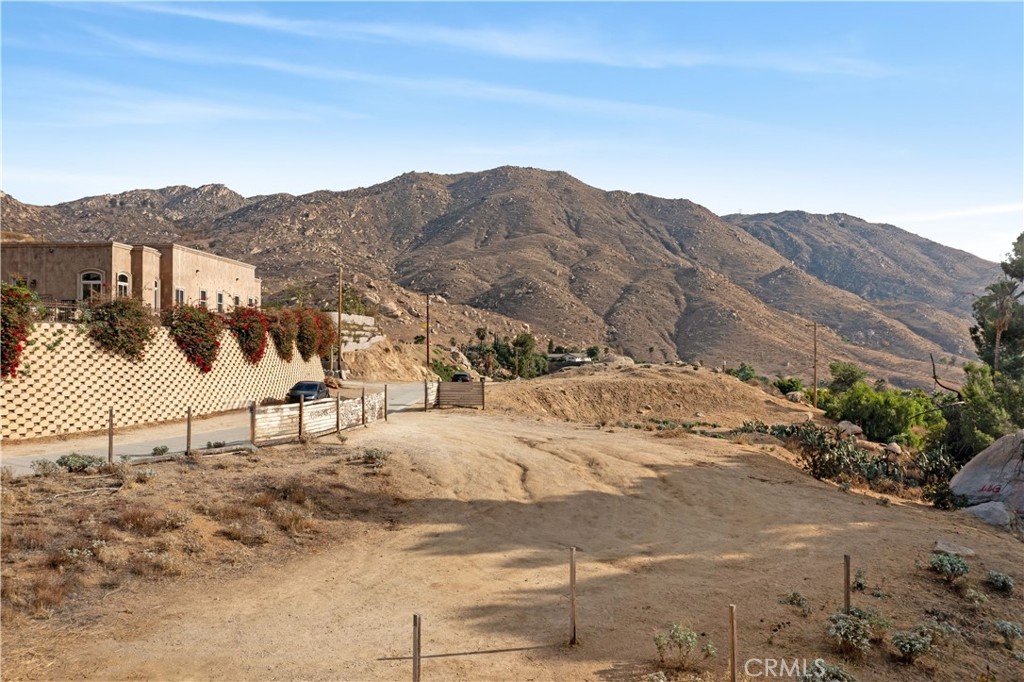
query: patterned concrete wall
[{"left": 1, "top": 322, "right": 323, "bottom": 441}]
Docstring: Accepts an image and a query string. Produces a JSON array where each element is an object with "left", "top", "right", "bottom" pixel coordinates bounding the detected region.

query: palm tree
[{"left": 977, "top": 278, "right": 1023, "bottom": 374}]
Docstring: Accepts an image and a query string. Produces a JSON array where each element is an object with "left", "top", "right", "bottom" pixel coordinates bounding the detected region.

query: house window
[
  {"left": 153, "top": 281, "right": 160, "bottom": 310},
  {"left": 199, "top": 290, "right": 208, "bottom": 309},
  {"left": 80, "top": 271, "right": 103, "bottom": 300},
  {"left": 248, "top": 297, "right": 256, "bottom": 306},
  {"left": 175, "top": 288, "right": 185, "bottom": 306},
  {"left": 216, "top": 292, "right": 224, "bottom": 313},
  {"left": 116, "top": 273, "right": 130, "bottom": 298},
  {"left": 234, "top": 295, "right": 240, "bottom": 308}
]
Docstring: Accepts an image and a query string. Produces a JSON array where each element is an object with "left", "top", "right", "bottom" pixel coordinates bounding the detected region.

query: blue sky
[{"left": 2, "top": 2, "right": 1021, "bottom": 261}]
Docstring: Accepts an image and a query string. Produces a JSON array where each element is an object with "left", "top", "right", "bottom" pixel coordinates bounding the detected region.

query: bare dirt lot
[{"left": 2, "top": 372, "right": 1023, "bottom": 682}]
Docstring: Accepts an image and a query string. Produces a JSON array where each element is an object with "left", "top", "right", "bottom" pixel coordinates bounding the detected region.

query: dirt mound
[{"left": 488, "top": 363, "right": 818, "bottom": 428}]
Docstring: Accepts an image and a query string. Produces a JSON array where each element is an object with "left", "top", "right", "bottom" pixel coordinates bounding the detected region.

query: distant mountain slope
[{"left": 0, "top": 168, "right": 994, "bottom": 386}]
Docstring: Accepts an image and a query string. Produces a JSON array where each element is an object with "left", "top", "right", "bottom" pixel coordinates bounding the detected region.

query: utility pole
[
  {"left": 812, "top": 321, "right": 818, "bottom": 409},
  {"left": 425, "top": 293, "right": 431, "bottom": 371},
  {"left": 342, "top": 264, "right": 350, "bottom": 372}
]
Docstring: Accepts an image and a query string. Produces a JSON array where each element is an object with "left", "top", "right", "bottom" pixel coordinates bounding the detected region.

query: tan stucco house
[{"left": 1, "top": 241, "right": 261, "bottom": 312}]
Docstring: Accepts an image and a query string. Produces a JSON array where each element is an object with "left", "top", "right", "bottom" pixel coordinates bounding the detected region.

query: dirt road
[{"left": 3, "top": 411, "right": 1022, "bottom": 681}]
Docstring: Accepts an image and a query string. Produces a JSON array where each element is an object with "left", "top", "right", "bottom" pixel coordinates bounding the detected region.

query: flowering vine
[
  {"left": 162, "top": 304, "right": 222, "bottom": 373},
  {"left": 225, "top": 306, "right": 268, "bottom": 364}
]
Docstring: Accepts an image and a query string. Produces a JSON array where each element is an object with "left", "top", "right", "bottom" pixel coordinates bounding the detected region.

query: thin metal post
[
  {"left": 249, "top": 402, "right": 256, "bottom": 446},
  {"left": 480, "top": 377, "right": 486, "bottom": 410},
  {"left": 187, "top": 406, "right": 193, "bottom": 455},
  {"left": 412, "top": 613, "right": 422, "bottom": 682},
  {"left": 361, "top": 386, "right": 367, "bottom": 427},
  {"left": 569, "top": 547, "right": 578, "bottom": 645},
  {"left": 424, "top": 379, "right": 428, "bottom": 412},
  {"left": 299, "top": 395, "right": 305, "bottom": 439},
  {"left": 384, "top": 384, "right": 389, "bottom": 422}
]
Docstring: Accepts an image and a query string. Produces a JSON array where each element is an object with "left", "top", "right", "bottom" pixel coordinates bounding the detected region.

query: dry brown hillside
[{"left": 1, "top": 167, "right": 991, "bottom": 387}]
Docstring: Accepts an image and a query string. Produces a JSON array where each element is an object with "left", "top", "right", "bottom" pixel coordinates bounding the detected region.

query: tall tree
[{"left": 971, "top": 231, "right": 1024, "bottom": 379}]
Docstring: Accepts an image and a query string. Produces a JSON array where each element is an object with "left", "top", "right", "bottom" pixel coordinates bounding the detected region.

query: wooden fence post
[
  {"left": 480, "top": 377, "right": 486, "bottom": 410},
  {"left": 299, "top": 395, "right": 305, "bottom": 439},
  {"left": 844, "top": 555, "right": 851, "bottom": 614},
  {"left": 413, "top": 613, "right": 422, "bottom": 682},
  {"left": 336, "top": 395, "right": 341, "bottom": 433},
  {"left": 362, "top": 387, "right": 367, "bottom": 427},
  {"left": 107, "top": 406, "right": 114, "bottom": 463},
  {"left": 249, "top": 402, "right": 256, "bottom": 446},
  {"left": 186, "top": 406, "right": 193, "bottom": 455},
  {"left": 569, "top": 546, "right": 578, "bottom": 645},
  {"left": 384, "top": 384, "right": 389, "bottom": 422},
  {"left": 729, "top": 604, "right": 738, "bottom": 682}
]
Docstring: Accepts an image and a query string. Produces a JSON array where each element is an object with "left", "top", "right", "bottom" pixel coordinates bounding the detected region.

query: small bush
[
  {"left": 55, "top": 453, "right": 104, "bottom": 473},
  {"left": 848, "top": 606, "right": 891, "bottom": 642},
  {"left": 774, "top": 377, "right": 804, "bottom": 395},
  {"left": 151, "top": 445, "right": 170, "bottom": 457},
  {"left": 994, "top": 620, "right": 1024, "bottom": 650},
  {"left": 964, "top": 588, "right": 989, "bottom": 606},
  {"left": 780, "top": 591, "right": 813, "bottom": 616},
  {"left": 852, "top": 569, "right": 867, "bottom": 592},
  {"left": 986, "top": 570, "right": 1015, "bottom": 595},
  {"left": 891, "top": 629, "right": 932, "bottom": 663},
  {"left": 922, "top": 482, "right": 968, "bottom": 510},
  {"left": 726, "top": 362, "right": 758, "bottom": 382},
  {"left": 30, "top": 459, "right": 61, "bottom": 476},
  {"left": 1, "top": 282, "right": 44, "bottom": 378},
  {"left": 827, "top": 612, "right": 872, "bottom": 656},
  {"left": 85, "top": 296, "right": 156, "bottom": 361},
  {"left": 652, "top": 622, "right": 712, "bottom": 670},
  {"left": 800, "top": 661, "right": 857, "bottom": 682},
  {"left": 115, "top": 505, "right": 166, "bottom": 536},
  {"left": 930, "top": 553, "right": 969, "bottom": 583}
]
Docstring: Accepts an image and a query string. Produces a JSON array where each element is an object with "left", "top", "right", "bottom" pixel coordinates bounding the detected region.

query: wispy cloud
[
  {"left": 883, "top": 202, "right": 1023, "bottom": 224},
  {"left": 83, "top": 28, "right": 742, "bottom": 126},
  {"left": 127, "top": 3, "right": 891, "bottom": 77}
]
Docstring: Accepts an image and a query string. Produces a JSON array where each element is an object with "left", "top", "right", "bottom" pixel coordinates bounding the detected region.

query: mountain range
[{"left": 0, "top": 166, "right": 998, "bottom": 387}]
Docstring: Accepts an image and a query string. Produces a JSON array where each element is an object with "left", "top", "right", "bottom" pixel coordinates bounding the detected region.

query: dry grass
[{"left": 115, "top": 505, "right": 167, "bottom": 536}]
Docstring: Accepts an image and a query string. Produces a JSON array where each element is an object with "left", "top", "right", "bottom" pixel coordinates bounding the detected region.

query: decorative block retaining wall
[{"left": 0, "top": 322, "right": 323, "bottom": 441}]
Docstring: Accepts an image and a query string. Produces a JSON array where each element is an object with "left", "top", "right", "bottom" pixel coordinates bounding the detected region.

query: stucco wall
[
  {"left": 0, "top": 322, "right": 323, "bottom": 441},
  {"left": 155, "top": 244, "right": 261, "bottom": 311},
  {"left": 1, "top": 243, "right": 129, "bottom": 301}
]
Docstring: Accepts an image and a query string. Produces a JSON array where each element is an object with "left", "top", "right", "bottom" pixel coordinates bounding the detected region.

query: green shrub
[
  {"left": 986, "top": 570, "right": 1015, "bottom": 595},
  {"left": 652, "top": 622, "right": 712, "bottom": 670},
  {"left": 827, "top": 612, "right": 872, "bottom": 656},
  {"left": 994, "top": 620, "right": 1024, "bottom": 649},
  {"left": 929, "top": 553, "right": 969, "bottom": 583},
  {"left": 774, "top": 376, "right": 804, "bottom": 394},
  {"left": 825, "top": 382, "right": 942, "bottom": 445},
  {"left": 852, "top": 568, "right": 867, "bottom": 592},
  {"left": 726, "top": 362, "right": 758, "bottom": 382},
  {"left": 800, "top": 661, "right": 857, "bottom": 682},
  {"left": 780, "top": 592, "right": 813, "bottom": 616},
  {"left": 828, "top": 361, "right": 867, "bottom": 394},
  {"left": 922, "top": 482, "right": 969, "bottom": 510},
  {"left": 891, "top": 629, "right": 932, "bottom": 663},
  {"left": 85, "top": 296, "right": 156, "bottom": 361},
  {"left": 152, "top": 445, "right": 170, "bottom": 457},
  {"left": 55, "top": 453, "right": 104, "bottom": 473},
  {"left": 848, "top": 606, "right": 891, "bottom": 642},
  {"left": 30, "top": 459, "right": 61, "bottom": 476}
]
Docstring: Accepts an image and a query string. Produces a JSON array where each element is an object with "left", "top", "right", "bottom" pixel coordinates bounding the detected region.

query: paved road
[{"left": 0, "top": 381, "right": 433, "bottom": 477}]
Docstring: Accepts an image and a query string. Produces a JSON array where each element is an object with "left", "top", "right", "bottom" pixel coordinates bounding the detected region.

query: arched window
[
  {"left": 116, "top": 273, "right": 130, "bottom": 298},
  {"left": 80, "top": 271, "right": 103, "bottom": 300}
]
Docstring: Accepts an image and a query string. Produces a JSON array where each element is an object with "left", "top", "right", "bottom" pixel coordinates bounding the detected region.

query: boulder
[
  {"left": 963, "top": 501, "right": 1018, "bottom": 528},
  {"left": 949, "top": 430, "right": 1024, "bottom": 517},
  {"left": 884, "top": 442, "right": 903, "bottom": 456},
  {"left": 837, "top": 421, "right": 863, "bottom": 437},
  {"left": 379, "top": 301, "right": 403, "bottom": 318},
  {"left": 785, "top": 391, "right": 804, "bottom": 403},
  {"left": 932, "top": 540, "right": 976, "bottom": 557}
]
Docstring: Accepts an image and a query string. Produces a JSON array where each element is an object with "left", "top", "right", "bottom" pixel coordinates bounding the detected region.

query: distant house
[
  {"left": 547, "top": 352, "right": 592, "bottom": 366},
  {"left": 1, "top": 242, "right": 261, "bottom": 313}
]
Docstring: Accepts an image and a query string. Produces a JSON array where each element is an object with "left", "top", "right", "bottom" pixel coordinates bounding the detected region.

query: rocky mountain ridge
[{"left": 0, "top": 167, "right": 997, "bottom": 386}]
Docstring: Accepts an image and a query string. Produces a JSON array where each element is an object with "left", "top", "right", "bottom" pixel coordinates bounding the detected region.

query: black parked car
[
  {"left": 287, "top": 381, "right": 330, "bottom": 403},
  {"left": 451, "top": 372, "right": 473, "bottom": 382}
]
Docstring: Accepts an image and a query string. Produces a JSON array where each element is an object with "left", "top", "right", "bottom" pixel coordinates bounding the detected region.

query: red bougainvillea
[
  {"left": 295, "top": 308, "right": 319, "bottom": 362},
  {"left": 162, "top": 304, "right": 222, "bottom": 373},
  {"left": 265, "top": 308, "right": 298, "bottom": 361},
  {"left": 314, "top": 310, "right": 336, "bottom": 359},
  {"left": 1, "top": 283, "right": 41, "bottom": 379},
  {"left": 225, "top": 306, "right": 268, "bottom": 364}
]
